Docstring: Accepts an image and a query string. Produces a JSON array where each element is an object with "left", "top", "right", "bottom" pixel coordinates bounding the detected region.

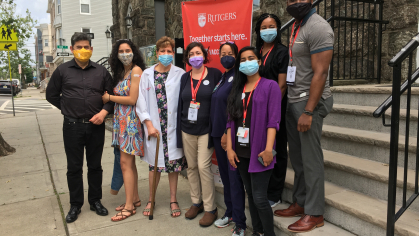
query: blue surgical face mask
[
  {"left": 158, "top": 54, "right": 173, "bottom": 67},
  {"left": 260, "top": 28, "right": 277, "bottom": 43},
  {"left": 239, "top": 60, "right": 259, "bottom": 76}
]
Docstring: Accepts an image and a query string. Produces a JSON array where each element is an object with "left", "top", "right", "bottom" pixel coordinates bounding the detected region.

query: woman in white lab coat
[{"left": 136, "top": 36, "right": 186, "bottom": 218}]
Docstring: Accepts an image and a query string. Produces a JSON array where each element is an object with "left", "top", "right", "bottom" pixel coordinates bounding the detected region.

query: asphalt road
[{"left": 0, "top": 93, "right": 56, "bottom": 115}]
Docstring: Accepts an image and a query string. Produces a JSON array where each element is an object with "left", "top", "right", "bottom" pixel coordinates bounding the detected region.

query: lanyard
[
  {"left": 213, "top": 73, "right": 225, "bottom": 93},
  {"left": 260, "top": 45, "right": 274, "bottom": 67},
  {"left": 242, "top": 77, "right": 261, "bottom": 127},
  {"left": 190, "top": 67, "right": 206, "bottom": 102},
  {"left": 289, "top": 22, "right": 301, "bottom": 64}
]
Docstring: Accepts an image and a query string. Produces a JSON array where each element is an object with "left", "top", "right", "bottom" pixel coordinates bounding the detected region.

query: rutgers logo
[{"left": 198, "top": 13, "right": 206, "bottom": 27}]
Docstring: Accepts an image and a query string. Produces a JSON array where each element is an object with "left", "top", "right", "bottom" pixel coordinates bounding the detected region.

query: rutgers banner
[{"left": 182, "top": 0, "right": 253, "bottom": 71}]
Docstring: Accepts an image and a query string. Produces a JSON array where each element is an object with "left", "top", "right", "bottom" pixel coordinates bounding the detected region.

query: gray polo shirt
[{"left": 288, "top": 9, "right": 334, "bottom": 103}]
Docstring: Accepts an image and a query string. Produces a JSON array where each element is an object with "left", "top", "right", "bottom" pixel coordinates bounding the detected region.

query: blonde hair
[{"left": 156, "top": 36, "right": 175, "bottom": 52}]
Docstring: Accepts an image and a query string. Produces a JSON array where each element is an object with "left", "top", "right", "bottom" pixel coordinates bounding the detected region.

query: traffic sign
[
  {"left": 57, "top": 45, "right": 68, "bottom": 49},
  {"left": 0, "top": 25, "right": 18, "bottom": 42},
  {"left": 57, "top": 52, "right": 70, "bottom": 56},
  {"left": 0, "top": 42, "right": 17, "bottom": 51}
]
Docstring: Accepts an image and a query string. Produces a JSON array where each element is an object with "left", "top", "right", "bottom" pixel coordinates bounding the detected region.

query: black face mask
[{"left": 286, "top": 3, "right": 313, "bottom": 21}]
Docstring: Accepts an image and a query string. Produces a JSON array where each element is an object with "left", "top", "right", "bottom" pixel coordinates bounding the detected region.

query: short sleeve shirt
[{"left": 288, "top": 10, "right": 334, "bottom": 103}]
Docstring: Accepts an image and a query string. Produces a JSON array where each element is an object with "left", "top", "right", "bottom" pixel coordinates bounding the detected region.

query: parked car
[
  {"left": 12, "top": 79, "right": 21, "bottom": 93},
  {"left": 0, "top": 80, "right": 18, "bottom": 96}
]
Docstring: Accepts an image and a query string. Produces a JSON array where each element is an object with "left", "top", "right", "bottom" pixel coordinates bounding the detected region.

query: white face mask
[{"left": 118, "top": 53, "right": 133, "bottom": 66}]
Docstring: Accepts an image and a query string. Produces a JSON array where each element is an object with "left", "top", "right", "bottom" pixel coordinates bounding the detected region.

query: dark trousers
[
  {"left": 268, "top": 94, "right": 288, "bottom": 202},
  {"left": 63, "top": 120, "right": 105, "bottom": 207},
  {"left": 237, "top": 157, "right": 275, "bottom": 236},
  {"left": 213, "top": 137, "right": 246, "bottom": 229}
]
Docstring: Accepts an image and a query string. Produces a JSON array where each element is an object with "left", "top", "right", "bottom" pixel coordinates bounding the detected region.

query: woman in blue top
[{"left": 211, "top": 42, "right": 246, "bottom": 236}]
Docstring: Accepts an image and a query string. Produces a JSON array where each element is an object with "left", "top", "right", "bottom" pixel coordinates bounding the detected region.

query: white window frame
[
  {"left": 80, "top": 0, "right": 91, "bottom": 15},
  {"left": 56, "top": 28, "right": 63, "bottom": 46},
  {"left": 56, "top": 0, "right": 61, "bottom": 15},
  {"left": 81, "top": 28, "right": 91, "bottom": 33},
  {"left": 44, "top": 39, "right": 49, "bottom": 47}
]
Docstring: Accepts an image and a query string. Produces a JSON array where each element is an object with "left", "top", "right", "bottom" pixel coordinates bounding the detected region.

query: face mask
[
  {"left": 73, "top": 48, "right": 92, "bottom": 63},
  {"left": 189, "top": 56, "right": 204, "bottom": 69},
  {"left": 239, "top": 60, "right": 259, "bottom": 76},
  {"left": 220, "top": 56, "right": 236, "bottom": 69},
  {"left": 286, "top": 3, "right": 313, "bottom": 21},
  {"left": 118, "top": 53, "right": 134, "bottom": 66},
  {"left": 260, "top": 28, "right": 278, "bottom": 43},
  {"left": 158, "top": 54, "right": 173, "bottom": 67}
]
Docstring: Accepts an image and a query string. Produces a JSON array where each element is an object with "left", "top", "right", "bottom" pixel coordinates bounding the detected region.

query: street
[{"left": 0, "top": 88, "right": 56, "bottom": 115}]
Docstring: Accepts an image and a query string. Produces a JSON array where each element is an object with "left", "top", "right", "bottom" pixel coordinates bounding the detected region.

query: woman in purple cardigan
[{"left": 226, "top": 46, "right": 281, "bottom": 236}]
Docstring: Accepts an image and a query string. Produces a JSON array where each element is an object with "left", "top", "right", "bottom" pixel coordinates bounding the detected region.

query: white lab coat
[{"left": 136, "top": 64, "right": 185, "bottom": 167}]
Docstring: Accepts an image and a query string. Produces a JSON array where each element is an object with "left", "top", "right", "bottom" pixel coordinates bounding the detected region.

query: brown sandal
[
  {"left": 111, "top": 208, "right": 136, "bottom": 222},
  {"left": 143, "top": 201, "right": 155, "bottom": 216},
  {"left": 115, "top": 200, "right": 141, "bottom": 211},
  {"left": 170, "top": 202, "right": 181, "bottom": 218}
]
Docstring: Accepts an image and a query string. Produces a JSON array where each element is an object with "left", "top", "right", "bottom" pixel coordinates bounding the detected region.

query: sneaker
[
  {"left": 214, "top": 215, "right": 233, "bottom": 228},
  {"left": 232, "top": 226, "right": 245, "bottom": 236},
  {"left": 251, "top": 232, "right": 264, "bottom": 236},
  {"left": 269, "top": 199, "right": 282, "bottom": 208}
]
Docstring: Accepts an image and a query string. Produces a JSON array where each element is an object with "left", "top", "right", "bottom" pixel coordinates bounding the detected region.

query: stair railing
[
  {"left": 373, "top": 33, "right": 419, "bottom": 236},
  {"left": 96, "top": 57, "right": 110, "bottom": 72}
]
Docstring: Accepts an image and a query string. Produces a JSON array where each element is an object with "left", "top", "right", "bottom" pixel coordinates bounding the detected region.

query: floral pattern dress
[
  {"left": 112, "top": 71, "right": 144, "bottom": 156},
  {"left": 149, "top": 71, "right": 187, "bottom": 172}
]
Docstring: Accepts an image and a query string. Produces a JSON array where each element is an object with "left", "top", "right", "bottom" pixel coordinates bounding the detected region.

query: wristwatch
[{"left": 303, "top": 110, "right": 314, "bottom": 116}]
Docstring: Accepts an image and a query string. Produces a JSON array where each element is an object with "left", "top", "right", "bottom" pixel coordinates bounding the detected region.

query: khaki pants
[{"left": 182, "top": 131, "right": 216, "bottom": 211}]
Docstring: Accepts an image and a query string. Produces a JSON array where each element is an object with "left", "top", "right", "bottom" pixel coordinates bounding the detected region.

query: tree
[
  {"left": 0, "top": 133, "right": 15, "bottom": 156},
  {"left": 24, "top": 67, "right": 33, "bottom": 83}
]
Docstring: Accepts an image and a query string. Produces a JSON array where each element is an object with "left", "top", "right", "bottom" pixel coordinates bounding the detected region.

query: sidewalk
[{"left": 0, "top": 91, "right": 236, "bottom": 236}]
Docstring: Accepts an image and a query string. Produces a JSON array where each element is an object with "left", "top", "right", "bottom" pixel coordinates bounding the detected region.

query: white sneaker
[
  {"left": 214, "top": 215, "right": 233, "bottom": 228},
  {"left": 269, "top": 199, "right": 282, "bottom": 208},
  {"left": 232, "top": 226, "right": 245, "bottom": 236}
]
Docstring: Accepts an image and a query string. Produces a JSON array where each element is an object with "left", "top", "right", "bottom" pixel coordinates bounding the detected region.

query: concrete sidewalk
[{"left": 0, "top": 90, "right": 237, "bottom": 236}]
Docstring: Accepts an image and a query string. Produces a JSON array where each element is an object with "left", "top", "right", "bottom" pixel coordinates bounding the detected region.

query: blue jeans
[{"left": 111, "top": 147, "right": 124, "bottom": 191}]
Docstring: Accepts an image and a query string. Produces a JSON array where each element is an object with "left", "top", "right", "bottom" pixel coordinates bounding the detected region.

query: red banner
[{"left": 182, "top": 0, "right": 253, "bottom": 71}]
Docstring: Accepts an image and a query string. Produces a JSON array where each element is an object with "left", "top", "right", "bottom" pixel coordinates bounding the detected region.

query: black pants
[
  {"left": 237, "top": 157, "right": 275, "bottom": 236},
  {"left": 268, "top": 94, "right": 288, "bottom": 202},
  {"left": 63, "top": 120, "right": 105, "bottom": 207}
]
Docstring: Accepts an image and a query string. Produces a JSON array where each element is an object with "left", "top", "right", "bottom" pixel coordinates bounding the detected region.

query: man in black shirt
[{"left": 46, "top": 33, "right": 114, "bottom": 223}]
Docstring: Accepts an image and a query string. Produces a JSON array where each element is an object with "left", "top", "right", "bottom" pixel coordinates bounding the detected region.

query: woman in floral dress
[
  {"left": 136, "top": 36, "right": 187, "bottom": 217},
  {"left": 102, "top": 39, "right": 146, "bottom": 222}
]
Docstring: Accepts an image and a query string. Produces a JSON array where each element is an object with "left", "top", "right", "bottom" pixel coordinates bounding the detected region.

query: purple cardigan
[{"left": 226, "top": 77, "right": 282, "bottom": 173}]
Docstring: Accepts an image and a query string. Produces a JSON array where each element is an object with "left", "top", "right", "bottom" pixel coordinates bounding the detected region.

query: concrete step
[
  {"left": 326, "top": 104, "right": 418, "bottom": 137},
  {"left": 321, "top": 125, "right": 417, "bottom": 171},
  {"left": 323, "top": 149, "right": 419, "bottom": 212},
  {"left": 214, "top": 186, "right": 354, "bottom": 236},
  {"left": 283, "top": 168, "right": 419, "bottom": 236},
  {"left": 331, "top": 84, "right": 419, "bottom": 109}
]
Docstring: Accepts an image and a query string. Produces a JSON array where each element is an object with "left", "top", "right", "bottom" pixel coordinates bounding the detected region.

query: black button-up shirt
[{"left": 46, "top": 59, "right": 114, "bottom": 119}]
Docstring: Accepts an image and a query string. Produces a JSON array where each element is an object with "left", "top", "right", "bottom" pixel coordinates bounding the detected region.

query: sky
[{"left": 15, "top": 0, "right": 50, "bottom": 65}]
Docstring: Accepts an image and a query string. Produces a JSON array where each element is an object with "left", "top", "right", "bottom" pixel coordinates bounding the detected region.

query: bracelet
[{"left": 303, "top": 110, "right": 314, "bottom": 116}]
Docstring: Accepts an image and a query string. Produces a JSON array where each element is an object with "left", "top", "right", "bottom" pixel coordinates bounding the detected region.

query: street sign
[
  {"left": 57, "top": 52, "right": 70, "bottom": 56},
  {"left": 0, "top": 25, "right": 18, "bottom": 42},
  {"left": 0, "top": 42, "right": 17, "bottom": 51},
  {"left": 57, "top": 45, "right": 68, "bottom": 49},
  {"left": 18, "top": 64, "right": 21, "bottom": 74}
]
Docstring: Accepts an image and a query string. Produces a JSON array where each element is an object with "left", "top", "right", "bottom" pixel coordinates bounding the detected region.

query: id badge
[
  {"left": 188, "top": 107, "right": 198, "bottom": 123},
  {"left": 237, "top": 127, "right": 250, "bottom": 147},
  {"left": 189, "top": 101, "right": 200, "bottom": 109},
  {"left": 287, "top": 66, "right": 296, "bottom": 86}
]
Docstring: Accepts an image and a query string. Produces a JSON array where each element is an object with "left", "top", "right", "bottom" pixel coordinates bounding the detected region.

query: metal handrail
[
  {"left": 389, "top": 33, "right": 419, "bottom": 67},
  {"left": 96, "top": 57, "right": 109, "bottom": 66}
]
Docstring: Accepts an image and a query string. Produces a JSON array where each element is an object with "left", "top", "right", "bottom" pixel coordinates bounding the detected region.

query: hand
[
  {"left": 258, "top": 149, "right": 273, "bottom": 167},
  {"left": 90, "top": 110, "right": 107, "bottom": 125},
  {"left": 297, "top": 113, "right": 313, "bottom": 132},
  {"left": 226, "top": 149, "right": 239, "bottom": 168},
  {"left": 221, "top": 134, "right": 227, "bottom": 151},
  {"left": 102, "top": 91, "right": 110, "bottom": 104},
  {"left": 145, "top": 120, "right": 159, "bottom": 138}
]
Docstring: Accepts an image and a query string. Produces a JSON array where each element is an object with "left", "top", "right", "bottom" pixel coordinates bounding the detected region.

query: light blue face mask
[
  {"left": 260, "top": 28, "right": 278, "bottom": 43},
  {"left": 158, "top": 54, "right": 173, "bottom": 67},
  {"left": 239, "top": 60, "right": 259, "bottom": 76}
]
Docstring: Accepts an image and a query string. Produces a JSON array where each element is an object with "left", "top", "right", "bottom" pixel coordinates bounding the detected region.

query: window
[
  {"left": 57, "top": 0, "right": 61, "bottom": 14},
  {"left": 126, "top": 4, "right": 132, "bottom": 40},
  {"left": 80, "top": 0, "right": 90, "bottom": 14},
  {"left": 253, "top": 0, "right": 260, "bottom": 9},
  {"left": 44, "top": 39, "right": 48, "bottom": 47},
  {"left": 82, "top": 28, "right": 91, "bottom": 33},
  {"left": 56, "top": 28, "right": 62, "bottom": 46}
]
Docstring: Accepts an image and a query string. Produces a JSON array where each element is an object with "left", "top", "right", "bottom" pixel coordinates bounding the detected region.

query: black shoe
[
  {"left": 90, "top": 201, "right": 108, "bottom": 216},
  {"left": 66, "top": 206, "right": 81, "bottom": 223}
]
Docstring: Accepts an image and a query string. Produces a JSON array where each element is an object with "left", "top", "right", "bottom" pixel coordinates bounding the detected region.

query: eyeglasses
[{"left": 220, "top": 41, "right": 235, "bottom": 45}]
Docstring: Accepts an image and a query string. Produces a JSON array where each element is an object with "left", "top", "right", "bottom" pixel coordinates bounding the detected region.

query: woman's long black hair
[
  {"left": 255, "top": 13, "right": 283, "bottom": 53},
  {"left": 109, "top": 39, "right": 146, "bottom": 87},
  {"left": 227, "top": 46, "right": 261, "bottom": 121}
]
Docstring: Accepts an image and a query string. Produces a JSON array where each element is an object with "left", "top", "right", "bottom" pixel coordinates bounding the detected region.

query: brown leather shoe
[
  {"left": 199, "top": 210, "right": 218, "bottom": 227},
  {"left": 185, "top": 204, "right": 204, "bottom": 220},
  {"left": 288, "top": 215, "right": 324, "bottom": 233},
  {"left": 274, "top": 202, "right": 304, "bottom": 217}
]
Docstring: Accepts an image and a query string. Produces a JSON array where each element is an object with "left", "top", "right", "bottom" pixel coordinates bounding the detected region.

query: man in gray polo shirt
[{"left": 274, "top": 0, "right": 334, "bottom": 233}]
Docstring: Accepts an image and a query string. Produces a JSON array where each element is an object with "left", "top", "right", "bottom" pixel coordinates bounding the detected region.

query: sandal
[
  {"left": 170, "top": 202, "right": 181, "bottom": 218},
  {"left": 115, "top": 200, "right": 141, "bottom": 211},
  {"left": 111, "top": 208, "right": 136, "bottom": 222},
  {"left": 143, "top": 201, "right": 156, "bottom": 216}
]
